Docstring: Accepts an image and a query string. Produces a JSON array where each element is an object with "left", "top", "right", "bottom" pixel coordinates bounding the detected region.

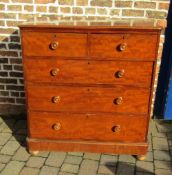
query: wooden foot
[
  {"left": 136, "top": 155, "right": 146, "bottom": 161},
  {"left": 29, "top": 150, "right": 39, "bottom": 156}
]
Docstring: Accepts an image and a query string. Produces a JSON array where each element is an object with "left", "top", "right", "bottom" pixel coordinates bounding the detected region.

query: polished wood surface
[
  {"left": 27, "top": 84, "right": 150, "bottom": 114},
  {"left": 27, "top": 137, "right": 148, "bottom": 155},
  {"left": 90, "top": 34, "right": 157, "bottom": 60},
  {"left": 19, "top": 16, "right": 162, "bottom": 31},
  {"left": 29, "top": 112, "right": 147, "bottom": 142},
  {"left": 20, "top": 17, "right": 161, "bottom": 157},
  {"left": 24, "top": 59, "right": 153, "bottom": 87},
  {"left": 22, "top": 31, "right": 87, "bottom": 57}
]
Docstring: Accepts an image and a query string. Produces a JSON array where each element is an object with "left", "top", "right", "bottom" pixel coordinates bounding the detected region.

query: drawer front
[
  {"left": 22, "top": 31, "right": 87, "bottom": 57},
  {"left": 27, "top": 85, "right": 150, "bottom": 114},
  {"left": 24, "top": 59, "right": 153, "bottom": 87},
  {"left": 90, "top": 34, "right": 157, "bottom": 60},
  {"left": 29, "top": 112, "right": 147, "bottom": 142}
]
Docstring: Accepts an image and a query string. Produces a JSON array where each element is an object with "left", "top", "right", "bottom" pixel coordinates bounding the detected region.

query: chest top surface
[{"left": 19, "top": 15, "right": 162, "bottom": 31}]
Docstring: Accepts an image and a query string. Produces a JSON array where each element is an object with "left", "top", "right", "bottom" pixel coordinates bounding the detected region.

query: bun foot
[
  {"left": 29, "top": 150, "right": 39, "bottom": 156},
  {"left": 136, "top": 155, "right": 146, "bottom": 161}
]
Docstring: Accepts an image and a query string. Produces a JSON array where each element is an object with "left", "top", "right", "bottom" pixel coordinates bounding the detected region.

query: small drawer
[
  {"left": 90, "top": 33, "right": 158, "bottom": 60},
  {"left": 27, "top": 84, "right": 150, "bottom": 115},
  {"left": 29, "top": 111, "right": 147, "bottom": 142},
  {"left": 24, "top": 59, "right": 153, "bottom": 87},
  {"left": 21, "top": 31, "right": 87, "bottom": 57}
]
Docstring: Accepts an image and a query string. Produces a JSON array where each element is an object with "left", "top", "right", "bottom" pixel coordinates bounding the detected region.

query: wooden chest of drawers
[{"left": 19, "top": 16, "right": 162, "bottom": 159}]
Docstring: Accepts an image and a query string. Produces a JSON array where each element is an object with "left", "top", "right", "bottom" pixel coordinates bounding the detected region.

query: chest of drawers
[{"left": 19, "top": 16, "right": 162, "bottom": 159}]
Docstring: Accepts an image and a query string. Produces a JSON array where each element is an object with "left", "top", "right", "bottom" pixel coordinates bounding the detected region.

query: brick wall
[{"left": 0, "top": 0, "right": 170, "bottom": 116}]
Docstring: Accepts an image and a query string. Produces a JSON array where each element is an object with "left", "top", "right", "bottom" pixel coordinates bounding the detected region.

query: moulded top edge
[{"left": 18, "top": 15, "right": 163, "bottom": 31}]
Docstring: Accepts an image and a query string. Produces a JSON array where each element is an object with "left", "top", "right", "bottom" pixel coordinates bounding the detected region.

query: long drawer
[
  {"left": 90, "top": 33, "right": 157, "bottom": 60},
  {"left": 27, "top": 84, "right": 150, "bottom": 114},
  {"left": 28, "top": 111, "right": 147, "bottom": 142},
  {"left": 22, "top": 31, "right": 87, "bottom": 57},
  {"left": 24, "top": 59, "right": 153, "bottom": 87}
]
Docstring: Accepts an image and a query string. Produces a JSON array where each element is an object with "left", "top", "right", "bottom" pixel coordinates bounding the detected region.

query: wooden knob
[
  {"left": 119, "top": 43, "right": 127, "bottom": 51},
  {"left": 50, "top": 68, "right": 59, "bottom": 76},
  {"left": 50, "top": 41, "right": 58, "bottom": 50},
  {"left": 112, "top": 125, "right": 120, "bottom": 132},
  {"left": 116, "top": 70, "right": 125, "bottom": 78},
  {"left": 114, "top": 97, "right": 123, "bottom": 105},
  {"left": 52, "top": 123, "right": 61, "bottom": 131},
  {"left": 52, "top": 96, "right": 60, "bottom": 103}
]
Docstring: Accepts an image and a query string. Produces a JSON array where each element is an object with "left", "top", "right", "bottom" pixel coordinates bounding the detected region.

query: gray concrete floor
[{"left": 0, "top": 117, "right": 172, "bottom": 175}]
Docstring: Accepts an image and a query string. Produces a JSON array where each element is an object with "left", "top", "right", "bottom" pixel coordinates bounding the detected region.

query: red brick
[
  {"left": 11, "top": 91, "right": 20, "bottom": 97},
  {"left": 0, "top": 58, "right": 8, "bottom": 63},
  {"left": 19, "top": 14, "right": 34, "bottom": 20},
  {"left": 0, "top": 97, "right": 15, "bottom": 103},
  {"left": 6, "top": 21, "right": 23, "bottom": 27},
  {"left": 8, "top": 5, "right": 22, "bottom": 11},
  {"left": 10, "top": 36, "right": 20, "bottom": 43},
  {"left": 24, "top": 5, "right": 34, "bottom": 12},
  {"left": 49, "top": 6, "right": 58, "bottom": 13},
  {"left": 0, "top": 91, "right": 9, "bottom": 96},
  {"left": 91, "top": 0, "right": 112, "bottom": 7},
  {"left": 6, "top": 85, "right": 24, "bottom": 91},
  {"left": 134, "top": 1, "right": 156, "bottom": 9},
  {"left": 0, "top": 44, "right": 6, "bottom": 49},
  {"left": 11, "top": 0, "right": 33, "bottom": 2},
  {"left": 159, "top": 3, "right": 170, "bottom": 10},
  {"left": 157, "top": 19, "right": 167, "bottom": 28},
  {"left": 0, "top": 0, "right": 9, "bottom": 2},
  {"left": 0, "top": 28, "right": 18, "bottom": 34},
  {"left": 0, "top": 36, "right": 8, "bottom": 42},
  {"left": 72, "top": 7, "right": 83, "bottom": 14},
  {"left": 146, "top": 11, "right": 167, "bottom": 19},
  {"left": 59, "top": 0, "right": 73, "bottom": 5},
  {"left": 0, "top": 79, "right": 17, "bottom": 84},
  {"left": 3, "top": 13, "right": 17, "bottom": 19},
  {"left": 115, "top": 1, "right": 132, "bottom": 7},
  {"left": 16, "top": 98, "right": 25, "bottom": 104},
  {"left": 36, "top": 6, "right": 47, "bottom": 12},
  {"left": 122, "top": 10, "right": 144, "bottom": 17},
  {"left": 0, "top": 51, "right": 18, "bottom": 57},
  {"left": 0, "top": 4, "right": 5, "bottom": 10},
  {"left": 0, "top": 20, "right": 5, "bottom": 26},
  {"left": 60, "top": 7, "right": 71, "bottom": 13},
  {"left": 76, "top": 0, "right": 88, "bottom": 6},
  {"left": 8, "top": 43, "right": 21, "bottom": 50},
  {"left": 10, "top": 58, "right": 22, "bottom": 64},
  {"left": 3, "top": 65, "right": 12, "bottom": 70},
  {"left": 35, "top": 0, "right": 55, "bottom": 3},
  {"left": 110, "top": 9, "right": 120, "bottom": 16},
  {"left": 85, "top": 7, "right": 96, "bottom": 14},
  {"left": 0, "top": 72, "right": 8, "bottom": 77}
]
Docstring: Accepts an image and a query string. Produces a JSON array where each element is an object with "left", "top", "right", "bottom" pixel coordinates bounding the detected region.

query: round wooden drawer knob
[
  {"left": 112, "top": 125, "right": 120, "bottom": 133},
  {"left": 116, "top": 70, "right": 125, "bottom": 78},
  {"left": 50, "top": 41, "right": 58, "bottom": 50},
  {"left": 114, "top": 97, "right": 123, "bottom": 105},
  {"left": 52, "top": 123, "right": 61, "bottom": 131},
  {"left": 52, "top": 96, "right": 60, "bottom": 103},
  {"left": 50, "top": 68, "right": 59, "bottom": 76},
  {"left": 118, "top": 43, "right": 127, "bottom": 51}
]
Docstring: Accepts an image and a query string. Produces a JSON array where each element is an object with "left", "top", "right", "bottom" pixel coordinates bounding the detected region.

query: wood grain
[
  {"left": 27, "top": 84, "right": 150, "bottom": 114},
  {"left": 24, "top": 58, "right": 153, "bottom": 87},
  {"left": 28, "top": 111, "right": 147, "bottom": 142},
  {"left": 19, "top": 20, "right": 161, "bottom": 156},
  {"left": 22, "top": 31, "right": 87, "bottom": 57},
  {"left": 27, "top": 137, "right": 148, "bottom": 155},
  {"left": 90, "top": 34, "right": 157, "bottom": 60}
]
